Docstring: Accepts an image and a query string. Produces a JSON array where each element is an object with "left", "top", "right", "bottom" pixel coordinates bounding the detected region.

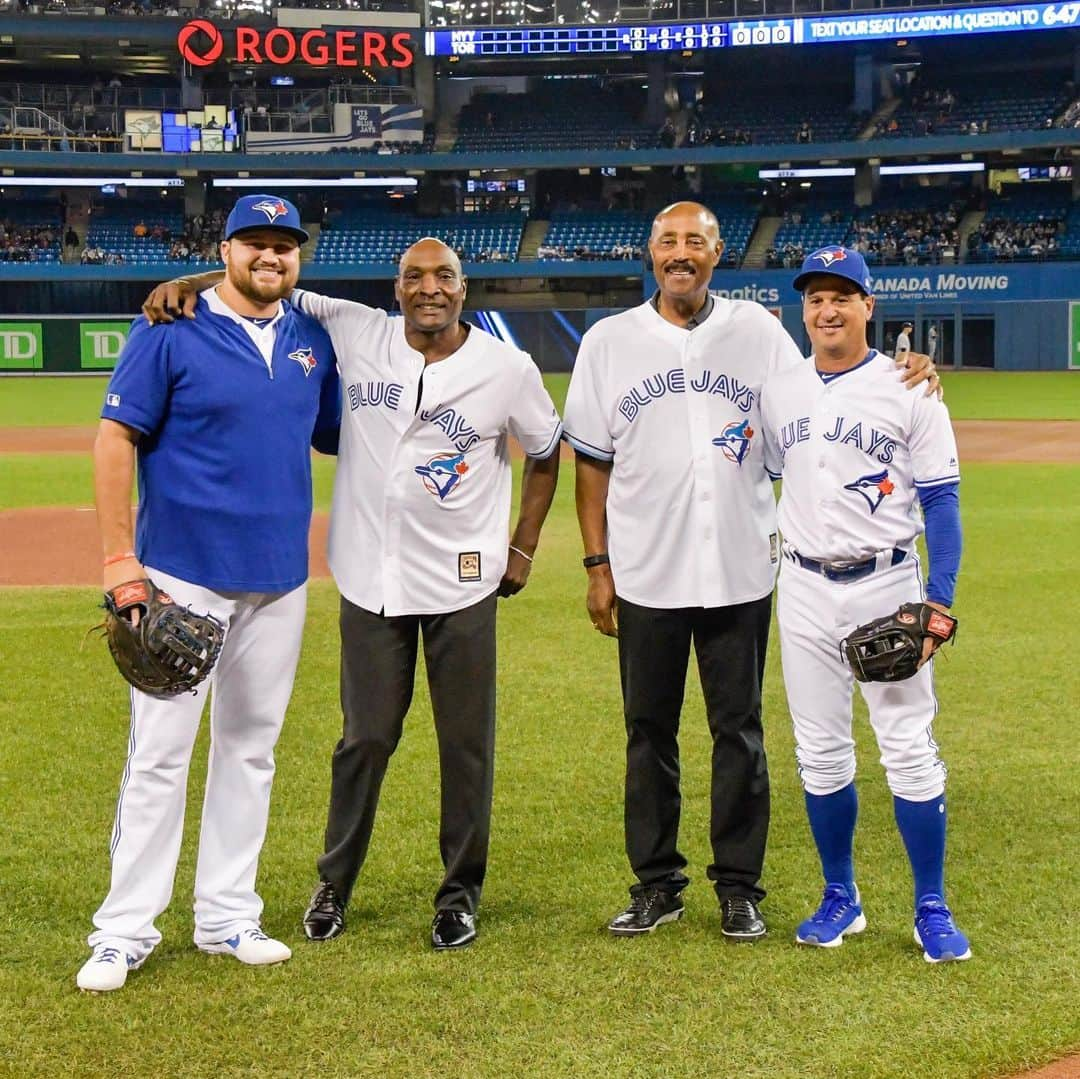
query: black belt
[{"left": 789, "top": 547, "right": 907, "bottom": 583}]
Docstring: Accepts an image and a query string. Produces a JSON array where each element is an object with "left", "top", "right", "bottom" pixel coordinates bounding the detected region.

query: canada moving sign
[{"left": 177, "top": 19, "right": 415, "bottom": 68}]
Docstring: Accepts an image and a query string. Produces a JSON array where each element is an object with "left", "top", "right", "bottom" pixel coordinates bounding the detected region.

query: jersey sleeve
[
  {"left": 563, "top": 329, "right": 614, "bottom": 462},
  {"left": 758, "top": 381, "right": 784, "bottom": 480},
  {"left": 291, "top": 289, "right": 383, "bottom": 341},
  {"left": 909, "top": 393, "right": 960, "bottom": 489},
  {"left": 506, "top": 356, "right": 563, "bottom": 459},
  {"left": 100, "top": 318, "right": 172, "bottom": 436},
  {"left": 764, "top": 313, "right": 806, "bottom": 378}
]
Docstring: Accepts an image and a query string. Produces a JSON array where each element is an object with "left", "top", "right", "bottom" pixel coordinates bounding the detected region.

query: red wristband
[{"left": 103, "top": 551, "right": 137, "bottom": 567}]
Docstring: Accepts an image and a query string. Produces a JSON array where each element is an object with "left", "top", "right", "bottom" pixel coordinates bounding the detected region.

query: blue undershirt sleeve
[{"left": 917, "top": 481, "right": 961, "bottom": 607}]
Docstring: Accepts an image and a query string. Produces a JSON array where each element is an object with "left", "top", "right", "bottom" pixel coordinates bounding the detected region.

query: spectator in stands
[
  {"left": 796, "top": 121, "right": 812, "bottom": 144},
  {"left": 65, "top": 226, "right": 79, "bottom": 250},
  {"left": 133, "top": 220, "right": 148, "bottom": 239}
]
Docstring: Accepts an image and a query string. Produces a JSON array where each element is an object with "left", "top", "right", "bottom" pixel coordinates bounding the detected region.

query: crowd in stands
[
  {"left": 659, "top": 118, "right": 753, "bottom": 148},
  {"left": 535, "top": 242, "right": 642, "bottom": 260},
  {"left": 0, "top": 220, "right": 60, "bottom": 262},
  {"left": 967, "top": 215, "right": 1062, "bottom": 261},
  {"left": 846, "top": 205, "right": 962, "bottom": 265}
]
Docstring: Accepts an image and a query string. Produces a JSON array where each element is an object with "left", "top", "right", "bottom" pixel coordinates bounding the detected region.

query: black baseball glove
[
  {"left": 99, "top": 578, "right": 225, "bottom": 698},
  {"left": 841, "top": 602, "right": 957, "bottom": 683}
]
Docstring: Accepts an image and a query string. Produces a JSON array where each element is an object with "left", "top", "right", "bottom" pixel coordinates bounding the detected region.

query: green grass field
[{"left": 1, "top": 377, "right": 1079, "bottom": 1078}]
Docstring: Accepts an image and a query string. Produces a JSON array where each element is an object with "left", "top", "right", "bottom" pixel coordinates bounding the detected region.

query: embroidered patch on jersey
[
  {"left": 711, "top": 419, "right": 754, "bottom": 465},
  {"left": 770, "top": 532, "right": 779, "bottom": 564},
  {"left": 458, "top": 552, "right": 481, "bottom": 581},
  {"left": 251, "top": 198, "right": 288, "bottom": 224},
  {"left": 288, "top": 347, "right": 317, "bottom": 376},
  {"left": 843, "top": 469, "right": 895, "bottom": 514},
  {"left": 106, "top": 393, "right": 121, "bottom": 407},
  {"left": 415, "top": 452, "right": 469, "bottom": 501}
]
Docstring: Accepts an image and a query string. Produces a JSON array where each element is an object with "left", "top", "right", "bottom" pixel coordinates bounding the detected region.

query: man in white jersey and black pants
[
  {"left": 760, "top": 246, "right": 970, "bottom": 962},
  {"left": 293, "top": 239, "right": 562, "bottom": 950},
  {"left": 144, "top": 238, "right": 560, "bottom": 951}
]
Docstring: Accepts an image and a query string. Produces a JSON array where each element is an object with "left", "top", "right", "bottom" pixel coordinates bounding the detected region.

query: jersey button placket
[{"left": 684, "top": 340, "right": 716, "bottom": 596}]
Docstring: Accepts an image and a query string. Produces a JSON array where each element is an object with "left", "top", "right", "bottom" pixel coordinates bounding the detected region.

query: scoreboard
[{"left": 425, "top": 0, "right": 1080, "bottom": 56}]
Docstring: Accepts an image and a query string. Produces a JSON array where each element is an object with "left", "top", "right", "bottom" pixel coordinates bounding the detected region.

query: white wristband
[{"left": 509, "top": 545, "right": 533, "bottom": 563}]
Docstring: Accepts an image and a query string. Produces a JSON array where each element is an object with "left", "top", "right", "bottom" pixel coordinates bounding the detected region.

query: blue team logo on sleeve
[
  {"left": 415, "top": 452, "right": 469, "bottom": 500},
  {"left": 287, "top": 346, "right": 317, "bottom": 376},
  {"left": 712, "top": 419, "right": 754, "bottom": 465},
  {"left": 251, "top": 198, "right": 289, "bottom": 224},
  {"left": 843, "top": 469, "right": 895, "bottom": 513}
]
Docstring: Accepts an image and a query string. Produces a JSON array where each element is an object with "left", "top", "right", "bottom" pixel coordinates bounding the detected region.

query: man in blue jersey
[{"left": 77, "top": 195, "right": 341, "bottom": 993}]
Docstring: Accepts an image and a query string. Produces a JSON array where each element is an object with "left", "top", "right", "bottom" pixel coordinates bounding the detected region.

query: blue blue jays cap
[
  {"left": 793, "top": 246, "right": 874, "bottom": 295},
  {"left": 225, "top": 194, "right": 309, "bottom": 244}
]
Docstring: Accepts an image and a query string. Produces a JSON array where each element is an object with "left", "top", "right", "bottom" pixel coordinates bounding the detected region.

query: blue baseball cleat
[
  {"left": 914, "top": 894, "right": 972, "bottom": 963},
  {"left": 796, "top": 883, "right": 867, "bottom": 948}
]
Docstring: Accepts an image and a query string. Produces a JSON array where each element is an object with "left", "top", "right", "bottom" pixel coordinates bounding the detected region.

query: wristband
[
  {"left": 104, "top": 551, "right": 137, "bottom": 567},
  {"left": 583, "top": 553, "right": 610, "bottom": 568},
  {"left": 508, "top": 545, "right": 533, "bottom": 563}
]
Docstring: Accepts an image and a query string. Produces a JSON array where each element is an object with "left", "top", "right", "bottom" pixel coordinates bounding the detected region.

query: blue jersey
[{"left": 101, "top": 296, "right": 340, "bottom": 592}]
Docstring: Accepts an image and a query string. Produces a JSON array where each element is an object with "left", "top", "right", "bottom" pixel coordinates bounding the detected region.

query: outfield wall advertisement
[{"left": 0, "top": 317, "right": 132, "bottom": 373}]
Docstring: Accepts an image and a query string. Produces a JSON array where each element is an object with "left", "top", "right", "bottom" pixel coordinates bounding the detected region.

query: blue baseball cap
[
  {"left": 224, "top": 194, "right": 309, "bottom": 244},
  {"left": 793, "top": 246, "right": 874, "bottom": 295}
]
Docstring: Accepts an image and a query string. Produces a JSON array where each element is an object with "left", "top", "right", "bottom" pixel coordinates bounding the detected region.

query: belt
[{"left": 788, "top": 546, "right": 907, "bottom": 583}]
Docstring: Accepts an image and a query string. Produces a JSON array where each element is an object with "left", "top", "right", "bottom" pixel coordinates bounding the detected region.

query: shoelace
[
  {"left": 723, "top": 897, "right": 756, "bottom": 921},
  {"left": 95, "top": 946, "right": 121, "bottom": 964},
  {"left": 244, "top": 928, "right": 270, "bottom": 942},
  {"left": 311, "top": 883, "right": 341, "bottom": 915},
  {"left": 917, "top": 903, "right": 956, "bottom": 938},
  {"left": 813, "top": 885, "right": 856, "bottom": 923}
]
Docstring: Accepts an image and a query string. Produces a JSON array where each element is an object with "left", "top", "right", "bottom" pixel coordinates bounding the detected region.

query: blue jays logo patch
[
  {"left": 415, "top": 452, "right": 469, "bottom": 501},
  {"left": 813, "top": 247, "right": 847, "bottom": 268},
  {"left": 252, "top": 198, "right": 288, "bottom": 224},
  {"left": 287, "top": 347, "right": 316, "bottom": 376},
  {"left": 843, "top": 469, "right": 895, "bottom": 514},
  {"left": 712, "top": 419, "right": 754, "bottom": 465}
]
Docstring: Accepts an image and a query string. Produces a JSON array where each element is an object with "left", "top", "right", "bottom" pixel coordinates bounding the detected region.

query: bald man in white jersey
[
  {"left": 760, "top": 246, "right": 970, "bottom": 962},
  {"left": 564, "top": 206, "right": 937, "bottom": 940},
  {"left": 144, "top": 239, "right": 561, "bottom": 951}
]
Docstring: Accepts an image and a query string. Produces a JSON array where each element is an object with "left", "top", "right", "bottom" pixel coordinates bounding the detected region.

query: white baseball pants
[
  {"left": 776, "top": 550, "right": 947, "bottom": 802},
  {"left": 87, "top": 567, "right": 306, "bottom": 958}
]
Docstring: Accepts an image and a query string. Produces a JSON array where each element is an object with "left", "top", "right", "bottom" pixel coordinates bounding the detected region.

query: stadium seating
[
  {"left": 967, "top": 186, "right": 1071, "bottom": 261},
  {"left": 695, "top": 88, "right": 862, "bottom": 146},
  {"left": 84, "top": 203, "right": 192, "bottom": 264},
  {"left": 454, "top": 83, "right": 659, "bottom": 152},
  {"left": 314, "top": 209, "right": 525, "bottom": 264}
]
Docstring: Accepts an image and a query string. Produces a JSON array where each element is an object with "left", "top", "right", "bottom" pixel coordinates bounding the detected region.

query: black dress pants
[
  {"left": 317, "top": 592, "right": 498, "bottom": 914},
  {"left": 617, "top": 594, "right": 772, "bottom": 903}
]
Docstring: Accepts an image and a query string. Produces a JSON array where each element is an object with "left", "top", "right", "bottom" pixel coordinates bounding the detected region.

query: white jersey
[
  {"left": 760, "top": 349, "right": 959, "bottom": 562},
  {"left": 563, "top": 296, "right": 804, "bottom": 609},
  {"left": 294, "top": 290, "right": 562, "bottom": 616},
  {"left": 894, "top": 330, "right": 911, "bottom": 357}
]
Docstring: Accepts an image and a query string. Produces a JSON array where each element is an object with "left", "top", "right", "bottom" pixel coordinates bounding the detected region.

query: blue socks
[
  {"left": 804, "top": 783, "right": 858, "bottom": 895},
  {"left": 894, "top": 794, "right": 947, "bottom": 903}
]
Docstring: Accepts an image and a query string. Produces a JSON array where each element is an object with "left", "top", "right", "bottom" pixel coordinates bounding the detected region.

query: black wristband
[{"left": 583, "top": 553, "right": 610, "bottom": 568}]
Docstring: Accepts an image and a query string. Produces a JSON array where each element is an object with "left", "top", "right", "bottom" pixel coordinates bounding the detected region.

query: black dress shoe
[
  {"left": 431, "top": 910, "right": 477, "bottom": 950},
  {"left": 608, "top": 888, "right": 685, "bottom": 936},
  {"left": 303, "top": 880, "right": 346, "bottom": 941},
  {"left": 720, "top": 896, "right": 766, "bottom": 940}
]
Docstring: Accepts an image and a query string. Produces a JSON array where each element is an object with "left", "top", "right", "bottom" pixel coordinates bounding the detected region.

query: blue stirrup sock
[
  {"left": 894, "top": 793, "right": 947, "bottom": 903},
  {"left": 804, "top": 783, "right": 858, "bottom": 896}
]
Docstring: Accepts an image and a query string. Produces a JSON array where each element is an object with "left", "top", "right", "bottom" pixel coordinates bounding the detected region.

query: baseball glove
[
  {"left": 99, "top": 578, "right": 225, "bottom": 698},
  {"left": 841, "top": 602, "right": 957, "bottom": 683}
]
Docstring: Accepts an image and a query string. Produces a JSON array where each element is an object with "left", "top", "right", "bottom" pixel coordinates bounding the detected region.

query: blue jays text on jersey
[
  {"left": 420, "top": 405, "right": 481, "bottom": 453},
  {"left": 618, "top": 366, "right": 757, "bottom": 423},
  {"left": 777, "top": 415, "right": 898, "bottom": 466},
  {"left": 346, "top": 379, "right": 404, "bottom": 412}
]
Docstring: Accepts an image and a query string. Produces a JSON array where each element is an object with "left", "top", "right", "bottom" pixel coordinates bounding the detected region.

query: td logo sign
[
  {"left": 80, "top": 322, "right": 130, "bottom": 370},
  {"left": 0, "top": 323, "right": 43, "bottom": 369}
]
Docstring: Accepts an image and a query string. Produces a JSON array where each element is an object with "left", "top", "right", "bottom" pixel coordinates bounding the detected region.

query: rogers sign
[{"left": 177, "top": 19, "right": 415, "bottom": 68}]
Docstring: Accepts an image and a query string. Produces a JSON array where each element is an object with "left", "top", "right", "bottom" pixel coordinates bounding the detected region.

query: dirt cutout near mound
[{"left": 0, "top": 508, "right": 331, "bottom": 587}]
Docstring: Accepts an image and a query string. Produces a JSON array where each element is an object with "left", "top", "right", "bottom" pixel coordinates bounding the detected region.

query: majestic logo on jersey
[
  {"left": 843, "top": 469, "right": 895, "bottom": 514},
  {"left": 415, "top": 452, "right": 469, "bottom": 500},
  {"left": 251, "top": 198, "right": 289, "bottom": 224},
  {"left": 712, "top": 419, "right": 754, "bottom": 465},
  {"left": 287, "top": 347, "right": 316, "bottom": 376}
]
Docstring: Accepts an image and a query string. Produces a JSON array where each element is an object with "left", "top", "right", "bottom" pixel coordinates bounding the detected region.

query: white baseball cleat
[
  {"left": 199, "top": 927, "right": 291, "bottom": 966},
  {"left": 76, "top": 943, "right": 146, "bottom": 993}
]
